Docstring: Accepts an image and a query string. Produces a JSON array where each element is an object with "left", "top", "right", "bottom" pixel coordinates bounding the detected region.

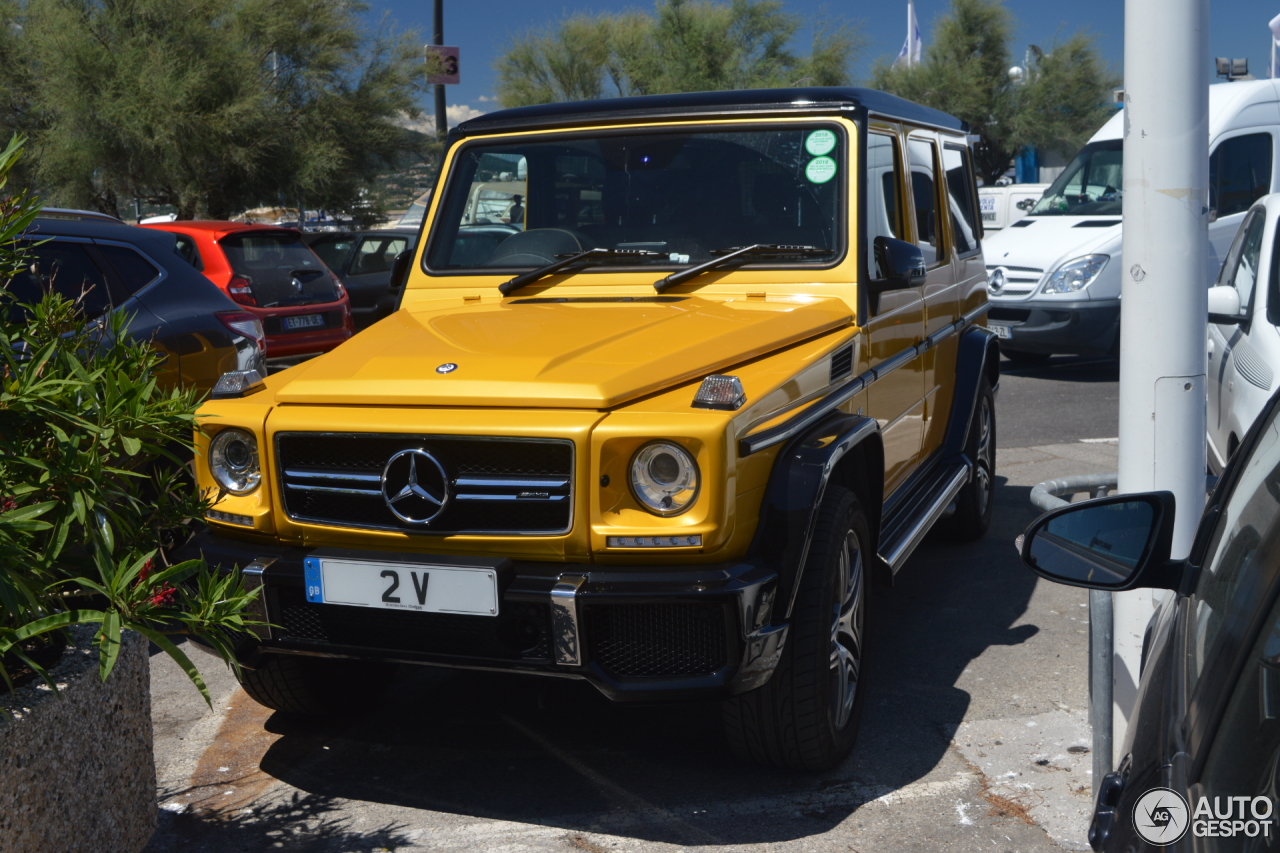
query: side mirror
[
  {"left": 873, "top": 236, "right": 927, "bottom": 289},
  {"left": 1207, "top": 285, "right": 1243, "bottom": 325},
  {"left": 1017, "top": 491, "right": 1185, "bottom": 591},
  {"left": 388, "top": 250, "right": 412, "bottom": 297}
]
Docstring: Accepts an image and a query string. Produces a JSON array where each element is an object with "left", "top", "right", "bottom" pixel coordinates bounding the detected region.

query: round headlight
[
  {"left": 629, "top": 441, "right": 699, "bottom": 516},
  {"left": 209, "top": 428, "right": 260, "bottom": 495}
]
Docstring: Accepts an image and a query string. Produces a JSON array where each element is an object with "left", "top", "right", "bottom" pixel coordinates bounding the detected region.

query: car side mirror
[
  {"left": 1017, "top": 491, "right": 1185, "bottom": 591},
  {"left": 873, "top": 236, "right": 927, "bottom": 290},
  {"left": 388, "top": 250, "right": 412, "bottom": 297},
  {"left": 1207, "top": 285, "right": 1244, "bottom": 325}
]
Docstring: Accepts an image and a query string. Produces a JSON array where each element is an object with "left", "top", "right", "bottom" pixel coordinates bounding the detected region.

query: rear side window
[
  {"left": 172, "top": 234, "right": 203, "bottom": 271},
  {"left": 309, "top": 237, "right": 353, "bottom": 271},
  {"left": 943, "top": 143, "right": 981, "bottom": 256},
  {"left": 1211, "top": 133, "right": 1273, "bottom": 219},
  {"left": 352, "top": 235, "right": 409, "bottom": 276},
  {"left": 5, "top": 241, "right": 112, "bottom": 320},
  {"left": 96, "top": 244, "right": 162, "bottom": 293}
]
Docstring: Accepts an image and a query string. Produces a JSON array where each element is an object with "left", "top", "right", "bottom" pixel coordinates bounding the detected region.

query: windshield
[
  {"left": 425, "top": 125, "right": 845, "bottom": 273},
  {"left": 1030, "top": 139, "right": 1123, "bottom": 216}
]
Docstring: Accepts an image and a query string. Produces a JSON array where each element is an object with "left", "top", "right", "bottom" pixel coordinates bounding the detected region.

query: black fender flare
[
  {"left": 747, "top": 412, "right": 882, "bottom": 621},
  {"left": 942, "top": 326, "right": 1000, "bottom": 460}
]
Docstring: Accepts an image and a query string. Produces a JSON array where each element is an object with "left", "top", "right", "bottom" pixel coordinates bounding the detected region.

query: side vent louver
[{"left": 830, "top": 345, "right": 853, "bottom": 383}]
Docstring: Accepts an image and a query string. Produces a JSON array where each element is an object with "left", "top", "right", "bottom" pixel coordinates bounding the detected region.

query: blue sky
[{"left": 367, "top": 1, "right": 1279, "bottom": 126}]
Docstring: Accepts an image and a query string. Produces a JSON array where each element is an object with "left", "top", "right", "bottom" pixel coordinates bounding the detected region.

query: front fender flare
[{"left": 748, "top": 413, "right": 881, "bottom": 621}]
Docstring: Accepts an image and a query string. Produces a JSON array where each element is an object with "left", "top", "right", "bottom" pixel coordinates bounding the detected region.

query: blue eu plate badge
[{"left": 304, "top": 557, "right": 324, "bottom": 603}]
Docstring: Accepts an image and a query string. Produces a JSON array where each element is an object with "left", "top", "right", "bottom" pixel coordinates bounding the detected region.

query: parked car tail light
[
  {"left": 228, "top": 275, "right": 258, "bottom": 306},
  {"left": 216, "top": 311, "right": 266, "bottom": 351},
  {"left": 329, "top": 271, "right": 347, "bottom": 299}
]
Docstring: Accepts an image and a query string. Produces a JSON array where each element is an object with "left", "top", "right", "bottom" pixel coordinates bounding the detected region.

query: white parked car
[
  {"left": 1207, "top": 193, "right": 1280, "bottom": 472},
  {"left": 986, "top": 78, "right": 1280, "bottom": 365}
]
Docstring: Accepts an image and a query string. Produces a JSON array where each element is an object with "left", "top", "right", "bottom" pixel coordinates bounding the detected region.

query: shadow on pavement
[
  {"left": 1000, "top": 353, "right": 1119, "bottom": 383},
  {"left": 159, "top": 476, "right": 1044, "bottom": 847},
  {"left": 145, "top": 788, "right": 415, "bottom": 852}
]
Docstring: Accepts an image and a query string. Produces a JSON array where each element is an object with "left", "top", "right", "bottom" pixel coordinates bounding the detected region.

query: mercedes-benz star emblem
[
  {"left": 987, "top": 268, "right": 1006, "bottom": 295},
  {"left": 381, "top": 449, "right": 450, "bottom": 525},
  {"left": 436, "top": 363, "right": 458, "bottom": 374}
]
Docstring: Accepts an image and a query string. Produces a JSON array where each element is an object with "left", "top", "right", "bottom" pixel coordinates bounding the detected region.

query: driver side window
[{"left": 1217, "top": 208, "right": 1265, "bottom": 318}]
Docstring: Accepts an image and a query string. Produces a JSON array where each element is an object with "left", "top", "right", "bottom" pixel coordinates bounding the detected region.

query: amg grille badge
[{"left": 518, "top": 491, "right": 550, "bottom": 499}]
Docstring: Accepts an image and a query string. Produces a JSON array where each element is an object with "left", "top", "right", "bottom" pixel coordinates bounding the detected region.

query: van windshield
[
  {"left": 425, "top": 125, "right": 845, "bottom": 272},
  {"left": 1030, "top": 140, "right": 1123, "bottom": 216}
]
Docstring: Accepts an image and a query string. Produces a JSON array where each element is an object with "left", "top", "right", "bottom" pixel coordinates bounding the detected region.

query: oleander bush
[{"left": 0, "top": 135, "right": 260, "bottom": 702}]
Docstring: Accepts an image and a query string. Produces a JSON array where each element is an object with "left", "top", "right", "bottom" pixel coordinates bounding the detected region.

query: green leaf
[
  {"left": 131, "top": 626, "right": 211, "bottom": 707},
  {"left": 98, "top": 611, "right": 121, "bottom": 682},
  {"left": 0, "top": 610, "right": 106, "bottom": 653},
  {"left": 120, "top": 435, "right": 141, "bottom": 456}
]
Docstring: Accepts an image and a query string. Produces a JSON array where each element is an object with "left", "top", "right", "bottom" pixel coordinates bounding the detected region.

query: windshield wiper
[
  {"left": 652, "top": 244, "right": 833, "bottom": 293},
  {"left": 499, "top": 248, "right": 668, "bottom": 296}
]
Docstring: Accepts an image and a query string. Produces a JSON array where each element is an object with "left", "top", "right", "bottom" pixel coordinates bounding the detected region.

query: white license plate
[
  {"left": 283, "top": 313, "right": 325, "bottom": 330},
  {"left": 303, "top": 557, "right": 499, "bottom": 616},
  {"left": 989, "top": 323, "right": 1012, "bottom": 339}
]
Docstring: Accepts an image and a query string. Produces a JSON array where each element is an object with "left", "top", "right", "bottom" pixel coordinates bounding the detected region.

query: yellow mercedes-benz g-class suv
[{"left": 185, "top": 88, "right": 997, "bottom": 771}]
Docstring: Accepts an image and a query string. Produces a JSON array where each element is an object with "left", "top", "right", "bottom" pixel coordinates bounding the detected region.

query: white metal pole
[{"left": 1116, "top": 0, "right": 1208, "bottom": 765}]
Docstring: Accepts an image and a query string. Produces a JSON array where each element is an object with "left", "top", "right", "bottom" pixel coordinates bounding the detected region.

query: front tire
[
  {"left": 722, "top": 486, "right": 869, "bottom": 771},
  {"left": 236, "top": 654, "right": 397, "bottom": 717}
]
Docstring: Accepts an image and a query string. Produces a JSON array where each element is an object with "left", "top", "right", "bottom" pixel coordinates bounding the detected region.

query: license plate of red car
[{"left": 283, "top": 314, "right": 324, "bottom": 331}]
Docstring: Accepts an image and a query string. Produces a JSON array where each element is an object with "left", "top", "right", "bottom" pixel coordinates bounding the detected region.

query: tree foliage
[
  {"left": 495, "top": 0, "right": 864, "bottom": 108},
  {"left": 870, "top": 0, "right": 1117, "bottom": 184},
  {"left": 0, "top": 0, "right": 429, "bottom": 219}
]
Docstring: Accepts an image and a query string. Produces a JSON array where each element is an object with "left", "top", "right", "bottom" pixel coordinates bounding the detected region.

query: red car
[{"left": 142, "top": 221, "right": 354, "bottom": 359}]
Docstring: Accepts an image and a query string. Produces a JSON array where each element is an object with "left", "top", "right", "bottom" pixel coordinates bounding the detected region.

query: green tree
[
  {"left": 495, "top": 0, "right": 864, "bottom": 108},
  {"left": 870, "top": 0, "right": 1117, "bottom": 185},
  {"left": 1, "top": 0, "right": 428, "bottom": 219}
]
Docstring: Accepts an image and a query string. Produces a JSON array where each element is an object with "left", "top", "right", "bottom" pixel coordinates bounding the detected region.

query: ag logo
[
  {"left": 436, "top": 363, "right": 458, "bottom": 374},
  {"left": 1134, "top": 787, "right": 1189, "bottom": 845}
]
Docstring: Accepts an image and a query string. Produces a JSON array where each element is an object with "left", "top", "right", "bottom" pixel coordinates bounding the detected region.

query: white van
[
  {"left": 984, "top": 79, "right": 1280, "bottom": 363},
  {"left": 977, "top": 183, "right": 1049, "bottom": 230}
]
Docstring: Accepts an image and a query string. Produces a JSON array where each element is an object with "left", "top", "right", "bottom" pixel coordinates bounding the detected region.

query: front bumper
[
  {"left": 987, "top": 298, "right": 1120, "bottom": 357},
  {"left": 177, "top": 531, "right": 786, "bottom": 702}
]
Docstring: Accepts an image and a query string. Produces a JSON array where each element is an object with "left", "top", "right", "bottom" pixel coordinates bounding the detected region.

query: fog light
[
  {"left": 207, "top": 509, "right": 254, "bottom": 527},
  {"left": 608, "top": 535, "right": 702, "bottom": 548}
]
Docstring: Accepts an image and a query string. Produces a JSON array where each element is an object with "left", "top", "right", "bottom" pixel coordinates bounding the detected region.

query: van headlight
[
  {"left": 1041, "top": 254, "right": 1109, "bottom": 293},
  {"left": 629, "top": 441, "right": 699, "bottom": 516},
  {"left": 209, "top": 428, "right": 261, "bottom": 495}
]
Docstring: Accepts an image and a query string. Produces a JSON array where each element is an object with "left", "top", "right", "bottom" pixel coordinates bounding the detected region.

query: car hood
[
  {"left": 983, "top": 216, "right": 1121, "bottom": 271},
  {"left": 272, "top": 294, "right": 852, "bottom": 408}
]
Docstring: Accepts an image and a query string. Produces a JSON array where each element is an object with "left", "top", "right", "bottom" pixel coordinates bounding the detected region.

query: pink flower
[
  {"left": 1, "top": 497, "right": 15, "bottom": 513},
  {"left": 150, "top": 584, "right": 178, "bottom": 607}
]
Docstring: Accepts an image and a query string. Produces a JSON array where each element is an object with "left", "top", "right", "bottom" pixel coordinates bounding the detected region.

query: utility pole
[
  {"left": 1115, "top": 0, "right": 1208, "bottom": 764},
  {"left": 433, "top": 0, "right": 446, "bottom": 141}
]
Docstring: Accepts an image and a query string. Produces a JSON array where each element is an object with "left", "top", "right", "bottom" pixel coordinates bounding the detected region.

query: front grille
[
  {"left": 262, "top": 311, "right": 343, "bottom": 334},
  {"left": 273, "top": 586, "right": 552, "bottom": 662},
  {"left": 276, "top": 433, "right": 574, "bottom": 534},
  {"left": 586, "top": 602, "right": 728, "bottom": 678}
]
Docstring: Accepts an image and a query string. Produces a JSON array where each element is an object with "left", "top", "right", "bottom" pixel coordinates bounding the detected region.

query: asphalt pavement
[{"left": 143, "top": 353, "right": 1122, "bottom": 853}]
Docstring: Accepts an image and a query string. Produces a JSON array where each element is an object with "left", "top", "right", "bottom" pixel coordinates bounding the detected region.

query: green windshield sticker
[
  {"left": 805, "top": 156, "right": 837, "bottom": 184},
  {"left": 805, "top": 129, "right": 837, "bottom": 156}
]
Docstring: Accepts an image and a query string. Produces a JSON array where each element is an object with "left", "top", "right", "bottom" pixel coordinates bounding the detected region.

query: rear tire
[
  {"left": 937, "top": 376, "right": 996, "bottom": 541},
  {"left": 236, "top": 654, "right": 397, "bottom": 717},
  {"left": 722, "top": 486, "right": 869, "bottom": 771}
]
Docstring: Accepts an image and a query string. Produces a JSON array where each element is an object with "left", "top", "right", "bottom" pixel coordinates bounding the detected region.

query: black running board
[{"left": 877, "top": 461, "right": 970, "bottom": 574}]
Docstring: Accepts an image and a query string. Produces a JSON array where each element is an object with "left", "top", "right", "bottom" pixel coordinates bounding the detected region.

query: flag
[
  {"left": 1270, "top": 12, "right": 1280, "bottom": 40},
  {"left": 1271, "top": 13, "right": 1280, "bottom": 78},
  {"left": 895, "top": 0, "right": 923, "bottom": 68}
]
